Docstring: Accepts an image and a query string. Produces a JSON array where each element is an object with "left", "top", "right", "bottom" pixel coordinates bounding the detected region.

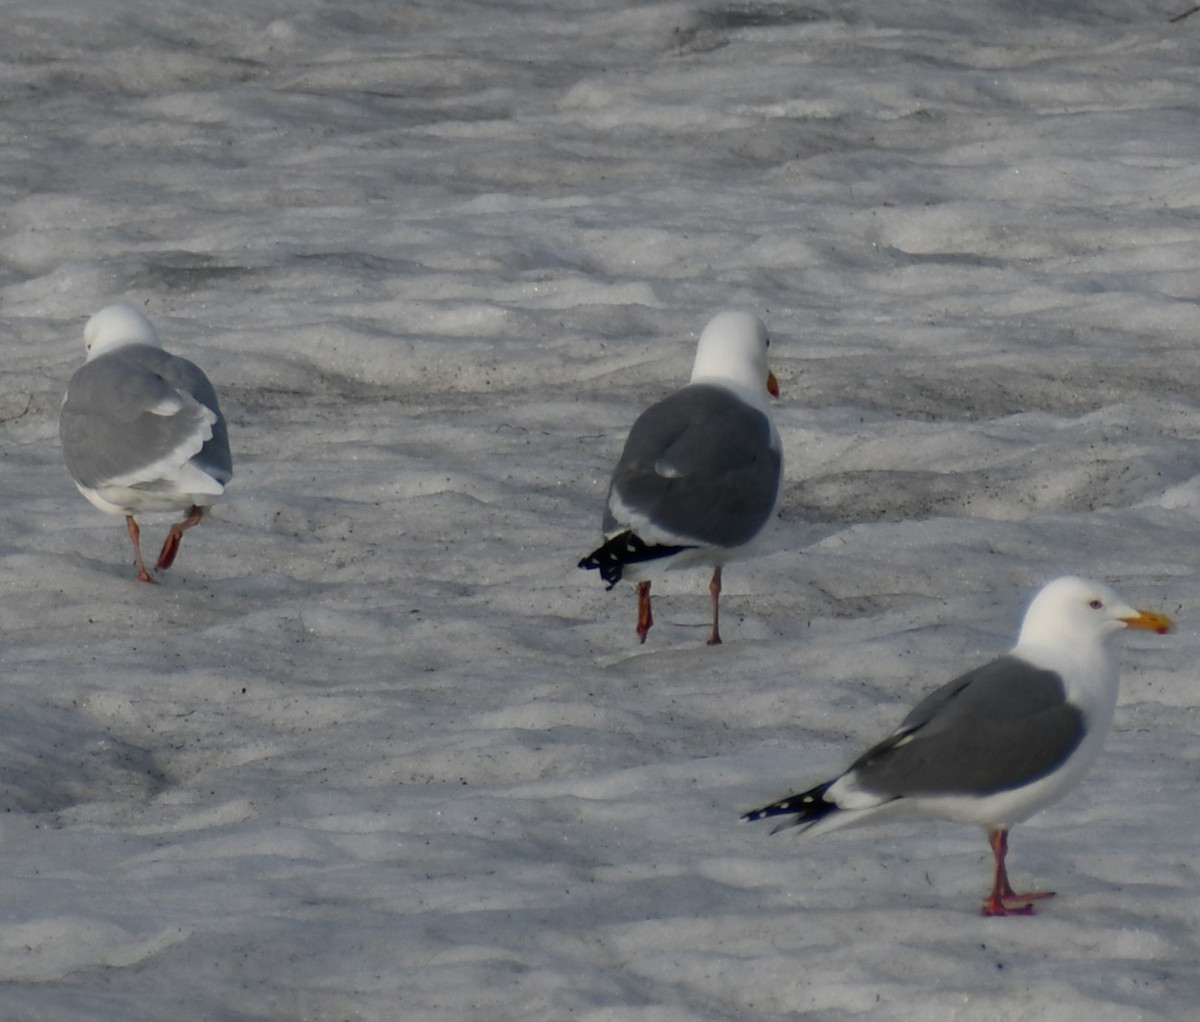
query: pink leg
[
  {"left": 706, "top": 565, "right": 723, "bottom": 646},
  {"left": 980, "top": 827, "right": 1055, "bottom": 917},
  {"left": 126, "top": 515, "right": 156, "bottom": 584},
  {"left": 156, "top": 505, "right": 205, "bottom": 571},
  {"left": 636, "top": 581, "right": 653, "bottom": 644}
]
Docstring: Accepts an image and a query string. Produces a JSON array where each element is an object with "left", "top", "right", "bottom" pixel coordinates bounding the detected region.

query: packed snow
[{"left": 2, "top": 0, "right": 1200, "bottom": 1018}]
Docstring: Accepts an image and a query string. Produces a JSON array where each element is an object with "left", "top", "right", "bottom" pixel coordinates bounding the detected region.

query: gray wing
[
  {"left": 847, "top": 655, "right": 1086, "bottom": 798},
  {"left": 603, "top": 383, "right": 781, "bottom": 547},
  {"left": 60, "top": 345, "right": 232, "bottom": 488},
  {"left": 160, "top": 350, "right": 232, "bottom": 481}
]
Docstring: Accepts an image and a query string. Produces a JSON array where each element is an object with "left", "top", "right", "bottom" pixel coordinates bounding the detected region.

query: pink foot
[{"left": 981, "top": 891, "right": 1054, "bottom": 917}]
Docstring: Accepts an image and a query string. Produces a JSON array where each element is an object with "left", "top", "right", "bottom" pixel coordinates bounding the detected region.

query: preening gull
[
  {"left": 742, "top": 576, "right": 1173, "bottom": 916},
  {"left": 59, "top": 303, "right": 233, "bottom": 583},
  {"left": 579, "top": 311, "right": 782, "bottom": 645}
]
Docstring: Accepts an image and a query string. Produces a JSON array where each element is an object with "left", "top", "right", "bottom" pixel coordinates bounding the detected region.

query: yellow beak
[{"left": 1120, "top": 609, "right": 1174, "bottom": 635}]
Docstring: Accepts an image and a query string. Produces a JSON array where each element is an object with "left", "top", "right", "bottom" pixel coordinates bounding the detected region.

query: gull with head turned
[
  {"left": 60, "top": 302, "right": 233, "bottom": 583},
  {"left": 579, "top": 311, "right": 783, "bottom": 646},
  {"left": 742, "top": 576, "right": 1173, "bottom": 916}
]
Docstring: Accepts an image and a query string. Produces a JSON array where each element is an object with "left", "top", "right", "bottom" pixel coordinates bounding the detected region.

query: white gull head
[
  {"left": 1016, "top": 575, "right": 1170, "bottom": 652},
  {"left": 1014, "top": 574, "right": 1172, "bottom": 712},
  {"left": 83, "top": 302, "right": 163, "bottom": 361},
  {"left": 688, "top": 310, "right": 775, "bottom": 405}
]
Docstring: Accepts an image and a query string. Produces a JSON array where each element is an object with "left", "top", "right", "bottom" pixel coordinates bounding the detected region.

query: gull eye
[{"left": 1088, "top": 599, "right": 1103, "bottom": 609}]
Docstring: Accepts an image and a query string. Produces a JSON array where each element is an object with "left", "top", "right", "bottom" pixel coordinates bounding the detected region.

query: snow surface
[{"left": 3, "top": 0, "right": 1200, "bottom": 1018}]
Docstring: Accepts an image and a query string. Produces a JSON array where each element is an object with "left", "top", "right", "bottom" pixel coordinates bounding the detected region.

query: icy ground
[{"left": 2, "top": 0, "right": 1200, "bottom": 1018}]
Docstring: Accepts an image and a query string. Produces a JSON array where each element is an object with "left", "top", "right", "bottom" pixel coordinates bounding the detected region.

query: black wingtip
[
  {"left": 741, "top": 782, "right": 836, "bottom": 831},
  {"left": 577, "top": 547, "right": 624, "bottom": 589},
  {"left": 578, "top": 531, "right": 696, "bottom": 589}
]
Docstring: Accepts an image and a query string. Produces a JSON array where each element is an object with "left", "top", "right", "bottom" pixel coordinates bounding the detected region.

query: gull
[
  {"left": 60, "top": 302, "right": 233, "bottom": 583},
  {"left": 742, "top": 576, "right": 1173, "bottom": 915},
  {"left": 579, "top": 311, "right": 782, "bottom": 645}
]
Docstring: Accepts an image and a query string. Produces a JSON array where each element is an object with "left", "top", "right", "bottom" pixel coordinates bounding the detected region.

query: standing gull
[
  {"left": 742, "top": 576, "right": 1172, "bottom": 915},
  {"left": 60, "top": 302, "right": 233, "bottom": 583},
  {"left": 579, "top": 311, "right": 782, "bottom": 645}
]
